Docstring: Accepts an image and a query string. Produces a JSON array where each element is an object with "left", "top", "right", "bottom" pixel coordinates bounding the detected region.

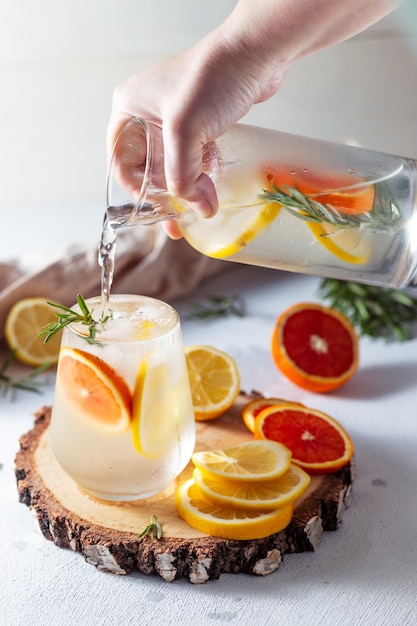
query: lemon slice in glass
[
  {"left": 308, "top": 221, "right": 372, "bottom": 264},
  {"left": 180, "top": 201, "right": 280, "bottom": 260},
  {"left": 131, "top": 361, "right": 180, "bottom": 458}
]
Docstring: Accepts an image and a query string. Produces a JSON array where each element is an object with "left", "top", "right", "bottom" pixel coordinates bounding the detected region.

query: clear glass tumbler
[
  {"left": 50, "top": 294, "right": 195, "bottom": 501},
  {"left": 106, "top": 118, "right": 417, "bottom": 290}
]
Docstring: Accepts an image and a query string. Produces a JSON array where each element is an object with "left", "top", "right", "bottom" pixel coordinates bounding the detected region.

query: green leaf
[
  {"left": 318, "top": 278, "right": 417, "bottom": 341},
  {"left": 37, "top": 294, "right": 112, "bottom": 345},
  {"left": 261, "top": 182, "right": 401, "bottom": 230},
  {"left": 138, "top": 515, "right": 162, "bottom": 540},
  {"left": 0, "top": 351, "right": 51, "bottom": 398},
  {"left": 187, "top": 294, "right": 244, "bottom": 321}
]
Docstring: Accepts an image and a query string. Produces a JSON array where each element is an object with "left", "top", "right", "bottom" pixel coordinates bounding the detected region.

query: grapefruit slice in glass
[{"left": 57, "top": 347, "right": 132, "bottom": 433}]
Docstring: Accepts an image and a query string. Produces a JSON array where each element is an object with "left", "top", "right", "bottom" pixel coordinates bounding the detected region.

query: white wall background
[{"left": 0, "top": 1, "right": 416, "bottom": 257}]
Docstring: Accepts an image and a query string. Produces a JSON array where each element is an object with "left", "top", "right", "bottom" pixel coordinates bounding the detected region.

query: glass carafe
[{"left": 106, "top": 118, "right": 417, "bottom": 290}]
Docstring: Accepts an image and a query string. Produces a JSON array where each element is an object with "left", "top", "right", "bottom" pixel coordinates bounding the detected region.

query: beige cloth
[{"left": 0, "top": 226, "right": 227, "bottom": 340}]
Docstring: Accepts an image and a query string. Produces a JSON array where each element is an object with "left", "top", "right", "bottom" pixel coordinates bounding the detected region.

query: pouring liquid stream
[{"left": 98, "top": 201, "right": 169, "bottom": 310}]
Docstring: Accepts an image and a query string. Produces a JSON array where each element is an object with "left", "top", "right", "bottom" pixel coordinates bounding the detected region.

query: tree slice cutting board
[{"left": 15, "top": 392, "right": 354, "bottom": 584}]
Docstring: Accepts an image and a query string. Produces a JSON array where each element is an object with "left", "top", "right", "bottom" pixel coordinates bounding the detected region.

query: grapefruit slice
[
  {"left": 57, "top": 347, "right": 132, "bottom": 432},
  {"left": 263, "top": 166, "right": 375, "bottom": 215},
  {"left": 242, "top": 397, "right": 304, "bottom": 433},
  {"left": 254, "top": 404, "right": 354, "bottom": 474},
  {"left": 271, "top": 303, "right": 359, "bottom": 393}
]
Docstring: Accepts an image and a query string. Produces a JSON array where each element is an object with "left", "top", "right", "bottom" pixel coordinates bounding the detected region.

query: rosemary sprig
[
  {"left": 261, "top": 183, "right": 401, "bottom": 230},
  {"left": 187, "top": 294, "right": 244, "bottom": 321},
  {"left": 0, "top": 350, "right": 51, "bottom": 397},
  {"left": 138, "top": 515, "right": 162, "bottom": 540},
  {"left": 37, "top": 294, "right": 112, "bottom": 345},
  {"left": 319, "top": 278, "right": 417, "bottom": 341}
]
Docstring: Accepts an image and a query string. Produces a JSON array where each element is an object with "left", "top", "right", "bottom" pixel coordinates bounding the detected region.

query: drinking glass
[
  {"left": 50, "top": 294, "right": 195, "bottom": 501},
  {"left": 106, "top": 118, "right": 417, "bottom": 290}
]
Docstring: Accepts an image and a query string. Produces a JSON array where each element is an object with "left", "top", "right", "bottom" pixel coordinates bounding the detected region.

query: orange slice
[
  {"left": 184, "top": 345, "right": 240, "bottom": 421},
  {"left": 192, "top": 463, "right": 310, "bottom": 510},
  {"left": 263, "top": 166, "right": 374, "bottom": 264},
  {"left": 242, "top": 397, "right": 304, "bottom": 433},
  {"left": 304, "top": 176, "right": 375, "bottom": 216},
  {"left": 264, "top": 166, "right": 375, "bottom": 215},
  {"left": 191, "top": 440, "right": 292, "bottom": 482},
  {"left": 271, "top": 302, "right": 359, "bottom": 393},
  {"left": 57, "top": 347, "right": 131, "bottom": 432},
  {"left": 175, "top": 478, "right": 294, "bottom": 540},
  {"left": 254, "top": 403, "right": 354, "bottom": 474}
]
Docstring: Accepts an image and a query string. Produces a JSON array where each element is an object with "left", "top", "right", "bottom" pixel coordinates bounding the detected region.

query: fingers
[
  {"left": 105, "top": 26, "right": 271, "bottom": 233},
  {"left": 161, "top": 141, "right": 224, "bottom": 219},
  {"left": 162, "top": 220, "right": 185, "bottom": 240}
]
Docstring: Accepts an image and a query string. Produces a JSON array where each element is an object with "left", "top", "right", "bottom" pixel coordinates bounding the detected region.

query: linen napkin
[{"left": 0, "top": 225, "right": 226, "bottom": 340}]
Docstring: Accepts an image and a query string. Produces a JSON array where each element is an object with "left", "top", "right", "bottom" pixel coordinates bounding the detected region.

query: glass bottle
[{"left": 105, "top": 118, "right": 417, "bottom": 290}]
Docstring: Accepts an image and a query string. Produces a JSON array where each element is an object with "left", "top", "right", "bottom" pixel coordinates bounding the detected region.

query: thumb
[{"left": 162, "top": 124, "right": 218, "bottom": 218}]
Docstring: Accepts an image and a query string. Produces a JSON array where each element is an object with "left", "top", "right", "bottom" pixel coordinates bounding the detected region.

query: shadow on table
[{"left": 334, "top": 360, "right": 417, "bottom": 400}]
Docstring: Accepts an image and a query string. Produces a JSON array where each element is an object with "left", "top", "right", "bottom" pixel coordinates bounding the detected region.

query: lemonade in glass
[{"left": 49, "top": 294, "right": 195, "bottom": 501}]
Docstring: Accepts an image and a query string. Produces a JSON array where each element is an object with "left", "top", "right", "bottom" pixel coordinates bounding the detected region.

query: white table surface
[{"left": 1, "top": 262, "right": 417, "bottom": 626}]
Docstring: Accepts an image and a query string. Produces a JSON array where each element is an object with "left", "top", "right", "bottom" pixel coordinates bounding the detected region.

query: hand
[
  {"left": 107, "top": 8, "right": 289, "bottom": 237},
  {"left": 107, "top": 0, "right": 395, "bottom": 239}
]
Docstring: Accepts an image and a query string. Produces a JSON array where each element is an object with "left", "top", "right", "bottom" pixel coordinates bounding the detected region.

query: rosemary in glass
[
  {"left": 37, "top": 294, "right": 112, "bottom": 345},
  {"left": 261, "top": 183, "right": 401, "bottom": 231}
]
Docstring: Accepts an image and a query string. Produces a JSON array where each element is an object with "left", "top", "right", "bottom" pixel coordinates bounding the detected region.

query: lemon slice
[
  {"left": 308, "top": 221, "right": 372, "bottom": 264},
  {"left": 191, "top": 440, "right": 292, "bottom": 482},
  {"left": 5, "top": 297, "right": 62, "bottom": 366},
  {"left": 192, "top": 463, "right": 310, "bottom": 510},
  {"left": 131, "top": 361, "right": 181, "bottom": 457},
  {"left": 181, "top": 202, "right": 280, "bottom": 259},
  {"left": 185, "top": 345, "right": 240, "bottom": 421},
  {"left": 175, "top": 478, "right": 294, "bottom": 539}
]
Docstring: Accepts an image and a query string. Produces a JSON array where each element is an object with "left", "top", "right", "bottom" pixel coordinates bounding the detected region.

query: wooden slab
[{"left": 15, "top": 393, "right": 354, "bottom": 584}]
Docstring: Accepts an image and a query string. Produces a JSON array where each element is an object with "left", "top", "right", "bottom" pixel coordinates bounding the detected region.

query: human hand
[
  {"left": 107, "top": 10, "right": 288, "bottom": 237},
  {"left": 107, "top": 0, "right": 394, "bottom": 239}
]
